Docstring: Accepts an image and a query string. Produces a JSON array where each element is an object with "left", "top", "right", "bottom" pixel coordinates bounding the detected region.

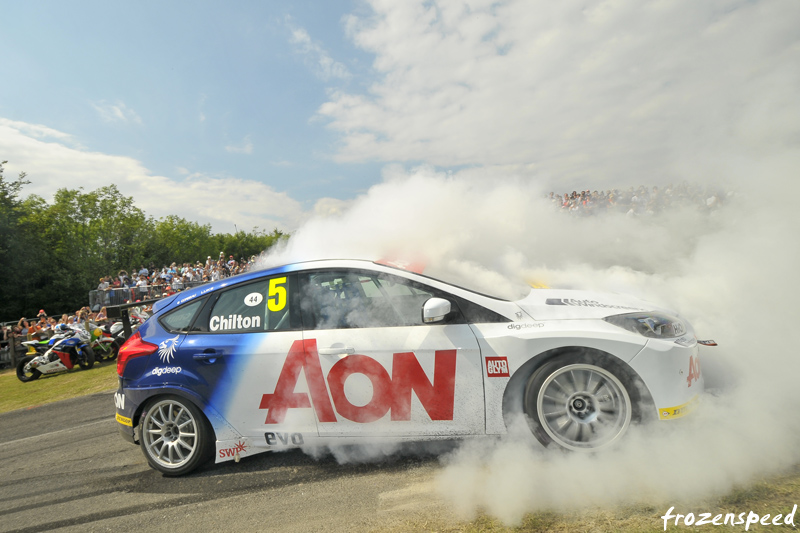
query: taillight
[{"left": 117, "top": 331, "right": 158, "bottom": 376}]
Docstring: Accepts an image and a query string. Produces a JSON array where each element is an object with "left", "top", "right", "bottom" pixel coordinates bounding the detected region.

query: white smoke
[
  {"left": 261, "top": 159, "right": 800, "bottom": 523},
  {"left": 254, "top": 0, "right": 800, "bottom": 522}
]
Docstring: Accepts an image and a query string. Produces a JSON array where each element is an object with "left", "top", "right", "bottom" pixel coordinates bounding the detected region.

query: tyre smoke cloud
[{"left": 262, "top": 158, "right": 800, "bottom": 523}]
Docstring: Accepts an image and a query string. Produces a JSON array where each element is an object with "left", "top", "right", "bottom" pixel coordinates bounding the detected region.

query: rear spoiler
[{"left": 106, "top": 299, "right": 161, "bottom": 339}]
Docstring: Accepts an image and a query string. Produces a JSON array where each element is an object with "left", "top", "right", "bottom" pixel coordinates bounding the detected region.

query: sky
[{"left": 1, "top": 0, "right": 799, "bottom": 233}]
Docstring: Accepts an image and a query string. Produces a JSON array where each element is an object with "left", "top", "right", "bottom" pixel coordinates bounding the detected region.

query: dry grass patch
[
  {"left": 0, "top": 360, "right": 118, "bottom": 413},
  {"left": 380, "top": 467, "right": 800, "bottom": 532}
]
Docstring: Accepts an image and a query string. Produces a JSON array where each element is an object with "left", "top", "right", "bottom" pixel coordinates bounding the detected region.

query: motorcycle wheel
[
  {"left": 93, "top": 343, "right": 109, "bottom": 362},
  {"left": 78, "top": 345, "right": 95, "bottom": 370},
  {"left": 108, "top": 340, "right": 120, "bottom": 361},
  {"left": 16, "top": 356, "right": 41, "bottom": 382}
]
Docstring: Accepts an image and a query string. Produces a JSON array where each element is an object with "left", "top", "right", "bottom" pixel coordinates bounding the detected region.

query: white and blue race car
[{"left": 114, "top": 259, "right": 710, "bottom": 475}]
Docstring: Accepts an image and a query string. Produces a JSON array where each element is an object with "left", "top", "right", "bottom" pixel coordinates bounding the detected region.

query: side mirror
[{"left": 422, "top": 297, "right": 451, "bottom": 324}]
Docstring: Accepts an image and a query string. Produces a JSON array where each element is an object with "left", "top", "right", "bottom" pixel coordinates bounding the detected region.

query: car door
[
  {"left": 170, "top": 274, "right": 317, "bottom": 444},
  {"left": 290, "top": 269, "right": 485, "bottom": 437}
]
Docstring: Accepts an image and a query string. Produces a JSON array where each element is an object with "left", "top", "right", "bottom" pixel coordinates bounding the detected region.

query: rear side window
[
  {"left": 159, "top": 298, "right": 205, "bottom": 333},
  {"left": 208, "top": 276, "right": 292, "bottom": 333}
]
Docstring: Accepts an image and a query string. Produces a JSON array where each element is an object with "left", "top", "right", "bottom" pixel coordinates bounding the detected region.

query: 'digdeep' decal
[{"left": 258, "top": 339, "right": 457, "bottom": 424}]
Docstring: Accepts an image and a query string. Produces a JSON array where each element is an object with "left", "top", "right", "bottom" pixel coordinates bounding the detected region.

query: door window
[{"left": 302, "top": 271, "right": 438, "bottom": 329}]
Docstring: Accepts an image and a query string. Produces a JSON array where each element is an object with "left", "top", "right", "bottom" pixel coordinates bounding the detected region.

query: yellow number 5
[{"left": 268, "top": 277, "right": 287, "bottom": 312}]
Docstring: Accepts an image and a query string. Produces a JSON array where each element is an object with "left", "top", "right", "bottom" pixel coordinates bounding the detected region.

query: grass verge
[{"left": 0, "top": 359, "right": 118, "bottom": 413}]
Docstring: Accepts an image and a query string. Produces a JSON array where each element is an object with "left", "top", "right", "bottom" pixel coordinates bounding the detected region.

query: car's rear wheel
[
  {"left": 523, "top": 354, "right": 636, "bottom": 451},
  {"left": 139, "top": 395, "right": 214, "bottom": 476}
]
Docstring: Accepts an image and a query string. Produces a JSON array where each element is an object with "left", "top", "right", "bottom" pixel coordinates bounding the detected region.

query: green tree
[
  {"left": 148, "top": 215, "right": 214, "bottom": 267},
  {"left": 213, "top": 228, "right": 287, "bottom": 262},
  {"left": 15, "top": 185, "right": 159, "bottom": 315},
  {"left": 89, "top": 185, "right": 152, "bottom": 269},
  {"left": 0, "top": 161, "right": 43, "bottom": 320},
  {"left": 0, "top": 163, "right": 291, "bottom": 322}
]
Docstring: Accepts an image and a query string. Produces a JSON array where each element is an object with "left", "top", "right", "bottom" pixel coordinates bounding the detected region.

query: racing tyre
[
  {"left": 139, "top": 395, "right": 214, "bottom": 476},
  {"left": 523, "top": 353, "right": 638, "bottom": 451},
  {"left": 78, "top": 345, "right": 95, "bottom": 370},
  {"left": 16, "top": 356, "right": 41, "bottom": 383}
]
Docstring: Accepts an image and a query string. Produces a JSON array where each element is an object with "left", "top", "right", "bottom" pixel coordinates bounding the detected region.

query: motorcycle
[
  {"left": 105, "top": 307, "right": 149, "bottom": 341},
  {"left": 21, "top": 329, "right": 71, "bottom": 356},
  {"left": 86, "top": 322, "right": 121, "bottom": 362},
  {"left": 16, "top": 325, "right": 95, "bottom": 382}
]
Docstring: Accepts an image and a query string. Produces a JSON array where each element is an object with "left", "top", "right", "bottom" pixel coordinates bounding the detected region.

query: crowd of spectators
[
  {"left": 1, "top": 252, "right": 261, "bottom": 369},
  {"left": 548, "top": 183, "right": 730, "bottom": 216},
  {"left": 90, "top": 252, "right": 259, "bottom": 309}
]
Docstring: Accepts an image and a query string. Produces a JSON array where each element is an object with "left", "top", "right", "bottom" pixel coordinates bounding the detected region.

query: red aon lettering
[
  {"left": 259, "top": 339, "right": 457, "bottom": 424},
  {"left": 687, "top": 355, "right": 701, "bottom": 387}
]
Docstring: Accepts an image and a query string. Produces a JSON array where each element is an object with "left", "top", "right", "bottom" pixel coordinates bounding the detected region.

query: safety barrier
[{"left": 88, "top": 281, "right": 207, "bottom": 311}]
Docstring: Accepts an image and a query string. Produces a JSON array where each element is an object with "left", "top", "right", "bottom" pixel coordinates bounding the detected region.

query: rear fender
[{"left": 129, "top": 386, "right": 239, "bottom": 444}]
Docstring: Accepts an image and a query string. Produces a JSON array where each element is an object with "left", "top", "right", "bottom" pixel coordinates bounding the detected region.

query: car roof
[{"left": 154, "top": 259, "right": 516, "bottom": 316}]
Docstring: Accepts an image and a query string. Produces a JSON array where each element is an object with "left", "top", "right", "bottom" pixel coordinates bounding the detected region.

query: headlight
[{"left": 604, "top": 312, "right": 688, "bottom": 339}]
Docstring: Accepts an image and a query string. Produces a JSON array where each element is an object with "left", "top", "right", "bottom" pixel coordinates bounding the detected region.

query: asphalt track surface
[{"left": 0, "top": 390, "right": 458, "bottom": 533}]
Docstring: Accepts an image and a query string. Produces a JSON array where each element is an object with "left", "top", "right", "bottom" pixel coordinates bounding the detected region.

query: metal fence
[
  {"left": 0, "top": 329, "right": 46, "bottom": 368},
  {"left": 88, "top": 281, "right": 207, "bottom": 311},
  {"left": 1, "top": 282, "right": 214, "bottom": 368}
]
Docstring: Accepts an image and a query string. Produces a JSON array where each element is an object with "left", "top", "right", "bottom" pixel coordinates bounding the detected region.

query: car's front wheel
[
  {"left": 523, "top": 354, "right": 637, "bottom": 451},
  {"left": 139, "top": 395, "right": 214, "bottom": 476}
]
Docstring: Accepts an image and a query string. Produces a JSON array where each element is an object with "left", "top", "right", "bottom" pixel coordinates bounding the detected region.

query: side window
[
  {"left": 208, "top": 276, "right": 291, "bottom": 333},
  {"left": 160, "top": 298, "right": 205, "bottom": 333},
  {"left": 376, "top": 277, "right": 434, "bottom": 324},
  {"left": 302, "top": 271, "right": 435, "bottom": 329}
]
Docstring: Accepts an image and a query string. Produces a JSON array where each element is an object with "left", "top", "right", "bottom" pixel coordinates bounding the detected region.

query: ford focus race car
[{"left": 114, "top": 259, "right": 710, "bottom": 475}]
